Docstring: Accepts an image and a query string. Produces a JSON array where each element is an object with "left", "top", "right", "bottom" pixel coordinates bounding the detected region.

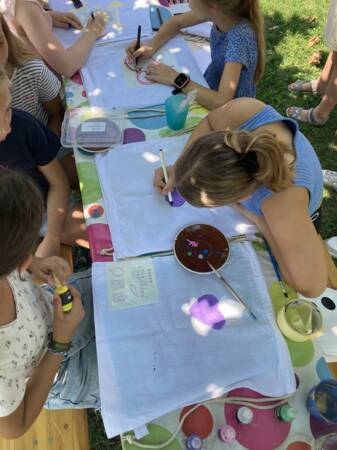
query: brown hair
[
  {"left": 0, "top": 14, "right": 36, "bottom": 68},
  {"left": 175, "top": 130, "right": 294, "bottom": 208},
  {"left": 205, "top": 0, "right": 265, "bottom": 83},
  {"left": 0, "top": 170, "right": 43, "bottom": 277}
]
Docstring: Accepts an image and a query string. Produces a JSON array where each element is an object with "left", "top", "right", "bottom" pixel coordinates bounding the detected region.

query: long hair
[
  {"left": 175, "top": 129, "right": 294, "bottom": 208},
  {"left": 0, "top": 169, "right": 43, "bottom": 277},
  {"left": 0, "top": 14, "right": 36, "bottom": 67},
  {"left": 205, "top": 0, "right": 265, "bottom": 83}
]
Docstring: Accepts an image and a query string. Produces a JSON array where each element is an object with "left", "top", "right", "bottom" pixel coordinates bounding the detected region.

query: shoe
[
  {"left": 323, "top": 170, "right": 337, "bottom": 191},
  {"left": 286, "top": 106, "right": 327, "bottom": 126}
]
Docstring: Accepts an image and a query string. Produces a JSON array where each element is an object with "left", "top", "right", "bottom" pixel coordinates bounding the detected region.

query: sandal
[
  {"left": 288, "top": 79, "right": 324, "bottom": 95},
  {"left": 285, "top": 106, "right": 327, "bottom": 126}
]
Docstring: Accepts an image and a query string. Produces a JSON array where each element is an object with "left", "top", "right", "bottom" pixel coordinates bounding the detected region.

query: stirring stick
[
  {"left": 135, "top": 25, "right": 142, "bottom": 66},
  {"left": 206, "top": 261, "right": 258, "bottom": 320},
  {"left": 156, "top": 7, "right": 163, "bottom": 26},
  {"left": 159, "top": 149, "right": 173, "bottom": 205}
]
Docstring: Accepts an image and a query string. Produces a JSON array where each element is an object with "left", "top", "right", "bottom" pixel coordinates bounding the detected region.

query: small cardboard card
[{"left": 106, "top": 258, "right": 158, "bottom": 310}]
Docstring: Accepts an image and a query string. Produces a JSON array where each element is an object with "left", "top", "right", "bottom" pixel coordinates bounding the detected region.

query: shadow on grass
[{"left": 88, "top": 410, "right": 122, "bottom": 450}]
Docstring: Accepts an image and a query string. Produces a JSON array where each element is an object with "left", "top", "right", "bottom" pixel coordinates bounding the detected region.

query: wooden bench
[{"left": 0, "top": 245, "right": 90, "bottom": 450}]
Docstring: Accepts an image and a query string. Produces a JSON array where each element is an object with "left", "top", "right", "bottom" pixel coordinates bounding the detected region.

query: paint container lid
[
  {"left": 186, "top": 434, "right": 203, "bottom": 450},
  {"left": 276, "top": 404, "right": 298, "bottom": 422},
  {"left": 218, "top": 424, "right": 236, "bottom": 443},
  {"left": 61, "top": 107, "right": 125, "bottom": 150},
  {"left": 237, "top": 407, "right": 253, "bottom": 424}
]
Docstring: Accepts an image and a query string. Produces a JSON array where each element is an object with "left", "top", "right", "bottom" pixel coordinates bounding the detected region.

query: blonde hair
[
  {"left": 0, "top": 14, "right": 36, "bottom": 67},
  {"left": 205, "top": 0, "right": 265, "bottom": 83},
  {"left": 175, "top": 130, "right": 294, "bottom": 207},
  {"left": 0, "top": 64, "right": 10, "bottom": 84}
]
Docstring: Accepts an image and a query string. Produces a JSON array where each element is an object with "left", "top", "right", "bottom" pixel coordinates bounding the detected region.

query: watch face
[{"left": 174, "top": 73, "right": 189, "bottom": 88}]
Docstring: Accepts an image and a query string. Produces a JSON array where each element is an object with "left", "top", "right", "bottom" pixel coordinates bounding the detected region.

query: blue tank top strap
[{"left": 239, "top": 105, "right": 299, "bottom": 136}]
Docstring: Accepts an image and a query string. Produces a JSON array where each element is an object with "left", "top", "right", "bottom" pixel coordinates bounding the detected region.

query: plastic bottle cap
[
  {"left": 237, "top": 407, "right": 253, "bottom": 424},
  {"left": 218, "top": 425, "right": 236, "bottom": 443},
  {"left": 278, "top": 404, "right": 297, "bottom": 421},
  {"left": 186, "top": 434, "right": 203, "bottom": 450}
]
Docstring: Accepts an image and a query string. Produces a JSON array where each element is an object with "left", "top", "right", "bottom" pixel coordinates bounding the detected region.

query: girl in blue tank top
[
  {"left": 126, "top": 0, "right": 265, "bottom": 111},
  {"left": 154, "top": 98, "right": 327, "bottom": 298}
]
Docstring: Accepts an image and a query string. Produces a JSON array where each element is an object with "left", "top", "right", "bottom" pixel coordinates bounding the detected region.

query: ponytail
[
  {"left": 175, "top": 130, "right": 294, "bottom": 208},
  {"left": 247, "top": 0, "right": 265, "bottom": 83}
]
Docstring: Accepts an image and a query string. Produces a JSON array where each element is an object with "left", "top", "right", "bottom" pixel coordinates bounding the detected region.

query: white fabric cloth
[
  {"left": 92, "top": 244, "right": 296, "bottom": 438},
  {"left": 0, "top": 271, "right": 53, "bottom": 417},
  {"left": 0, "top": 0, "right": 16, "bottom": 21},
  {"left": 183, "top": 21, "right": 212, "bottom": 38},
  {"left": 81, "top": 36, "right": 208, "bottom": 110},
  {"left": 49, "top": 0, "right": 153, "bottom": 48},
  {"left": 325, "top": 0, "right": 337, "bottom": 51},
  {"left": 95, "top": 136, "right": 256, "bottom": 259}
]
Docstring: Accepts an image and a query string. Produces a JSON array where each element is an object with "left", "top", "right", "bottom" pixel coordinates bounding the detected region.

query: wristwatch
[{"left": 172, "top": 73, "right": 191, "bottom": 95}]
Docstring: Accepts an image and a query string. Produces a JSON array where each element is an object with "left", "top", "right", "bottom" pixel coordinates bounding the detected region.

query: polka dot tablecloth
[
  {"left": 64, "top": 45, "right": 337, "bottom": 450},
  {"left": 121, "top": 247, "right": 337, "bottom": 450}
]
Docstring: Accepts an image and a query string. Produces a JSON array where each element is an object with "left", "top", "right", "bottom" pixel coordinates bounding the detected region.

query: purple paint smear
[
  {"left": 190, "top": 294, "right": 226, "bottom": 330},
  {"left": 166, "top": 188, "right": 185, "bottom": 207}
]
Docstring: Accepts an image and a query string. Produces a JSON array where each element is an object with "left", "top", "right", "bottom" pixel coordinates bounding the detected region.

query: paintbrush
[
  {"left": 134, "top": 25, "right": 142, "bottom": 66},
  {"left": 206, "top": 261, "right": 258, "bottom": 320},
  {"left": 264, "top": 242, "right": 289, "bottom": 299},
  {"left": 159, "top": 149, "right": 173, "bottom": 205}
]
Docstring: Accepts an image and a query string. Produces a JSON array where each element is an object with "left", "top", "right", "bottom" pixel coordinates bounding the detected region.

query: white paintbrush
[{"left": 159, "top": 149, "right": 173, "bottom": 205}]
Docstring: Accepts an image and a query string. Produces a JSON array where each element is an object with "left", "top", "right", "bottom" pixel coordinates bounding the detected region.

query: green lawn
[{"left": 88, "top": 1, "right": 337, "bottom": 447}]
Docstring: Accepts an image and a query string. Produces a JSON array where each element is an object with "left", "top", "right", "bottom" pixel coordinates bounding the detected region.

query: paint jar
[
  {"left": 276, "top": 299, "right": 323, "bottom": 342},
  {"left": 275, "top": 404, "right": 297, "bottom": 422},
  {"left": 165, "top": 94, "right": 189, "bottom": 130},
  {"left": 236, "top": 407, "right": 253, "bottom": 424},
  {"left": 218, "top": 424, "right": 236, "bottom": 443},
  {"left": 307, "top": 379, "right": 337, "bottom": 423},
  {"left": 315, "top": 433, "right": 337, "bottom": 449}
]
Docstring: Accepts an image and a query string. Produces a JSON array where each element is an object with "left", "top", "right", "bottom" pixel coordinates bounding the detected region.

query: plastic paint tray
[{"left": 61, "top": 107, "right": 125, "bottom": 149}]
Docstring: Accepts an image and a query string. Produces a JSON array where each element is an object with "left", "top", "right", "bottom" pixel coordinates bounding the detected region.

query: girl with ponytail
[
  {"left": 126, "top": 0, "right": 265, "bottom": 110},
  {"left": 154, "top": 97, "right": 327, "bottom": 298}
]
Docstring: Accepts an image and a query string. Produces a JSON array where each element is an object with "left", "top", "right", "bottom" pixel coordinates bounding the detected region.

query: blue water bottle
[{"left": 307, "top": 379, "right": 337, "bottom": 423}]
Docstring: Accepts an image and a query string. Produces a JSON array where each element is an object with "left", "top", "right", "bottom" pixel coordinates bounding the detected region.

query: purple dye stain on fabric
[
  {"left": 166, "top": 188, "right": 186, "bottom": 207},
  {"left": 190, "top": 294, "right": 226, "bottom": 330}
]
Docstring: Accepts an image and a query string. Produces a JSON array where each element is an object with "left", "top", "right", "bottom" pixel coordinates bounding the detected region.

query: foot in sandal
[
  {"left": 285, "top": 106, "right": 328, "bottom": 126},
  {"left": 288, "top": 79, "right": 325, "bottom": 95}
]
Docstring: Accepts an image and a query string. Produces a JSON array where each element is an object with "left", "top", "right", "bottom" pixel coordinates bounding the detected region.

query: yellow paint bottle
[{"left": 53, "top": 274, "right": 73, "bottom": 313}]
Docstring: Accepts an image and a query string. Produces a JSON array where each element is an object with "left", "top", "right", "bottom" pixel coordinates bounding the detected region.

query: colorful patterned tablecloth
[{"left": 64, "top": 42, "right": 337, "bottom": 450}]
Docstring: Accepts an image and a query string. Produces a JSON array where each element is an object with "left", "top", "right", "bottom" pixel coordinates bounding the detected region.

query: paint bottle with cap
[
  {"left": 53, "top": 273, "right": 73, "bottom": 313},
  {"left": 218, "top": 424, "right": 236, "bottom": 444},
  {"left": 276, "top": 404, "right": 297, "bottom": 422},
  {"left": 236, "top": 407, "right": 253, "bottom": 424},
  {"left": 186, "top": 434, "right": 203, "bottom": 450}
]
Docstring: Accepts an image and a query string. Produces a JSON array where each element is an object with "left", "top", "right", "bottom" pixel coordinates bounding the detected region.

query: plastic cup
[{"left": 165, "top": 94, "right": 189, "bottom": 130}]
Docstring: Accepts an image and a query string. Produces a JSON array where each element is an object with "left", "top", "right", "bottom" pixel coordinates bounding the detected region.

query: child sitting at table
[
  {"left": 0, "top": 67, "right": 88, "bottom": 258},
  {"left": 126, "top": 0, "right": 265, "bottom": 110},
  {"left": 0, "top": 14, "right": 64, "bottom": 136},
  {"left": 0, "top": 0, "right": 107, "bottom": 77},
  {"left": 154, "top": 97, "right": 328, "bottom": 297},
  {"left": 0, "top": 168, "right": 99, "bottom": 439}
]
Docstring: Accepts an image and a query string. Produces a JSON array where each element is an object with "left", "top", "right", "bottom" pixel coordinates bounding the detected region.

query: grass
[{"left": 88, "top": 1, "right": 337, "bottom": 448}]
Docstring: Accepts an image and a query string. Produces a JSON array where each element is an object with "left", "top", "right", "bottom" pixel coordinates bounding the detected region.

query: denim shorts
[{"left": 44, "top": 269, "right": 100, "bottom": 410}]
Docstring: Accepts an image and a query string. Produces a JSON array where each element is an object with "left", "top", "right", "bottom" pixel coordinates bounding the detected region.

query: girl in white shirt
[{"left": 0, "top": 169, "right": 98, "bottom": 439}]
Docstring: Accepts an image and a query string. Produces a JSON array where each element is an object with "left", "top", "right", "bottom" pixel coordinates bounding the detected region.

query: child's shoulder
[{"left": 228, "top": 20, "right": 255, "bottom": 39}]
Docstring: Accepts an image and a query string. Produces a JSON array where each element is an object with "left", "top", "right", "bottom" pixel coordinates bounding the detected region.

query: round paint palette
[{"left": 174, "top": 224, "right": 229, "bottom": 274}]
